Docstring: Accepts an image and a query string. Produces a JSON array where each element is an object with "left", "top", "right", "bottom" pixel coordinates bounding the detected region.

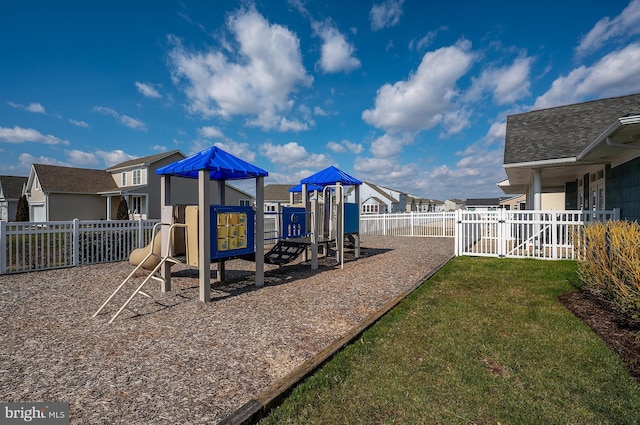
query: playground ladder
[{"left": 93, "top": 222, "right": 187, "bottom": 324}]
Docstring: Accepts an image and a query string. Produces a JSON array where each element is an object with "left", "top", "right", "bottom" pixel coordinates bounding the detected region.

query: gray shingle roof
[
  {"left": 504, "top": 93, "right": 640, "bottom": 165},
  {"left": 34, "top": 164, "right": 118, "bottom": 193},
  {"left": 465, "top": 198, "right": 500, "bottom": 206},
  {"left": 264, "top": 184, "right": 295, "bottom": 202},
  {"left": 0, "top": 175, "right": 28, "bottom": 200},
  {"left": 106, "top": 150, "right": 183, "bottom": 171}
]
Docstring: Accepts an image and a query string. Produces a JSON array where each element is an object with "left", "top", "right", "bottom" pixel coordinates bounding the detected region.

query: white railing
[
  {"left": 0, "top": 219, "right": 158, "bottom": 274},
  {"left": 454, "top": 209, "right": 620, "bottom": 260},
  {"left": 359, "top": 211, "right": 455, "bottom": 237}
]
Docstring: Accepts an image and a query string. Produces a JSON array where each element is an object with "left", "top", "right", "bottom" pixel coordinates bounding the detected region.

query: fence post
[
  {"left": 0, "top": 221, "right": 6, "bottom": 275},
  {"left": 454, "top": 209, "right": 460, "bottom": 256},
  {"left": 551, "top": 210, "right": 558, "bottom": 260},
  {"left": 138, "top": 218, "right": 144, "bottom": 248},
  {"left": 613, "top": 208, "right": 620, "bottom": 221},
  {"left": 73, "top": 218, "right": 80, "bottom": 266},
  {"left": 410, "top": 211, "right": 414, "bottom": 236}
]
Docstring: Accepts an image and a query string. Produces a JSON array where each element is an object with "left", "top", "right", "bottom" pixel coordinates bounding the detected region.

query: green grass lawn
[{"left": 260, "top": 257, "right": 640, "bottom": 424}]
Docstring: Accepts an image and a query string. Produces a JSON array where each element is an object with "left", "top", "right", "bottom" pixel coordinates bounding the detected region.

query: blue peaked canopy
[
  {"left": 288, "top": 183, "right": 323, "bottom": 193},
  {"left": 156, "top": 146, "right": 268, "bottom": 180},
  {"left": 300, "top": 165, "right": 362, "bottom": 186}
]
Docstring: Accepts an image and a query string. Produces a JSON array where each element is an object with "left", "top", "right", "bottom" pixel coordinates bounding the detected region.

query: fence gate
[{"left": 454, "top": 209, "right": 619, "bottom": 260}]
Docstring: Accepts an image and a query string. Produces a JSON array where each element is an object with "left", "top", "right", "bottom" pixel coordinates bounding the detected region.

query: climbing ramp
[{"left": 264, "top": 240, "right": 308, "bottom": 266}]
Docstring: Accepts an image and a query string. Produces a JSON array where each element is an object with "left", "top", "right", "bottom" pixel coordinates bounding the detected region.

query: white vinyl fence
[
  {"left": 454, "top": 209, "right": 619, "bottom": 260},
  {"left": 0, "top": 209, "right": 621, "bottom": 274},
  {"left": 0, "top": 219, "right": 158, "bottom": 274},
  {"left": 360, "top": 211, "right": 455, "bottom": 237}
]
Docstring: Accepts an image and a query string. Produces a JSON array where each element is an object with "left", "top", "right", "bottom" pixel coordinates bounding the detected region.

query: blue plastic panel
[
  {"left": 281, "top": 206, "right": 307, "bottom": 239},
  {"left": 344, "top": 203, "right": 359, "bottom": 234},
  {"left": 210, "top": 205, "right": 255, "bottom": 260}
]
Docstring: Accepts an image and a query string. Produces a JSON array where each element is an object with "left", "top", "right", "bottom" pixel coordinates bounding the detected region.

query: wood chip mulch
[{"left": 0, "top": 236, "right": 453, "bottom": 424}]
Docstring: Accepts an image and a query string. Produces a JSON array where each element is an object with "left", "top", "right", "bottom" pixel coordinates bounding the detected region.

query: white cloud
[
  {"left": 96, "top": 150, "right": 137, "bottom": 166},
  {"left": 19, "top": 153, "right": 68, "bottom": 167},
  {"left": 410, "top": 27, "right": 447, "bottom": 51},
  {"left": 66, "top": 149, "right": 100, "bottom": 166},
  {"left": 314, "top": 106, "right": 328, "bottom": 116},
  {"left": 198, "top": 126, "right": 224, "bottom": 139},
  {"left": 327, "top": 139, "right": 364, "bottom": 154},
  {"left": 575, "top": 0, "right": 640, "bottom": 58},
  {"left": 370, "top": 133, "right": 413, "bottom": 157},
  {"left": 370, "top": 0, "right": 404, "bottom": 31},
  {"left": 534, "top": 42, "right": 640, "bottom": 110},
  {"left": 69, "top": 119, "right": 90, "bottom": 128},
  {"left": 327, "top": 141, "right": 345, "bottom": 153},
  {"left": 260, "top": 141, "right": 330, "bottom": 168},
  {"left": 93, "top": 106, "right": 147, "bottom": 131},
  {"left": 0, "top": 126, "right": 69, "bottom": 145},
  {"left": 467, "top": 57, "right": 533, "bottom": 105},
  {"left": 312, "top": 20, "right": 361, "bottom": 74},
  {"left": 362, "top": 40, "right": 474, "bottom": 133},
  {"left": 7, "top": 101, "right": 46, "bottom": 113},
  {"left": 135, "top": 81, "right": 162, "bottom": 99},
  {"left": 211, "top": 140, "right": 256, "bottom": 163},
  {"left": 168, "top": 6, "right": 313, "bottom": 131}
]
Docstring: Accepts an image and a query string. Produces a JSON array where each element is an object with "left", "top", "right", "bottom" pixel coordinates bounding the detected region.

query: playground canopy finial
[
  {"left": 300, "top": 165, "right": 362, "bottom": 186},
  {"left": 156, "top": 145, "right": 268, "bottom": 180}
]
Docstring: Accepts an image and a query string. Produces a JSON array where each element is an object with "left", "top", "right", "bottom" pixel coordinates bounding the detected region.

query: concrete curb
[{"left": 218, "top": 254, "right": 454, "bottom": 425}]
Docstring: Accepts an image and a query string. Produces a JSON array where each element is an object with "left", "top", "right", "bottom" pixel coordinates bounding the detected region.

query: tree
[
  {"left": 15, "top": 195, "right": 29, "bottom": 222},
  {"left": 116, "top": 197, "right": 129, "bottom": 220}
]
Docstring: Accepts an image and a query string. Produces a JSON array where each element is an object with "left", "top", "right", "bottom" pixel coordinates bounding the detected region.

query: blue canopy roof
[
  {"left": 288, "top": 183, "right": 324, "bottom": 193},
  {"left": 156, "top": 146, "right": 268, "bottom": 180},
  {"left": 300, "top": 165, "right": 362, "bottom": 186}
]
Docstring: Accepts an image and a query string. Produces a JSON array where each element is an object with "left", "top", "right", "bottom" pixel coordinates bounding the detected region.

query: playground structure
[{"left": 93, "top": 148, "right": 362, "bottom": 321}]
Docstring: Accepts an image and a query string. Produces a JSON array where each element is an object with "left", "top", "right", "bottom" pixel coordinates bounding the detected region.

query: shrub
[
  {"left": 116, "top": 198, "right": 130, "bottom": 220},
  {"left": 576, "top": 220, "right": 640, "bottom": 319},
  {"left": 14, "top": 195, "right": 29, "bottom": 222}
]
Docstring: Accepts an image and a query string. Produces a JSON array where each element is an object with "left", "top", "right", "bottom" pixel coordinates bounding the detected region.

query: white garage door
[{"left": 32, "top": 204, "right": 46, "bottom": 222}]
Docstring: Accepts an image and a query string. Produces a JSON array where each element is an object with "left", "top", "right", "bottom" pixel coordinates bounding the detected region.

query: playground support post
[
  {"left": 198, "top": 169, "right": 211, "bottom": 302},
  {"left": 160, "top": 175, "right": 172, "bottom": 292},
  {"left": 255, "top": 176, "right": 265, "bottom": 286}
]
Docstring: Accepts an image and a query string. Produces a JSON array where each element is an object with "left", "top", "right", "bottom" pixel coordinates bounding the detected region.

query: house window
[
  {"left": 121, "top": 172, "right": 126, "bottom": 186},
  {"left": 240, "top": 199, "right": 251, "bottom": 207},
  {"left": 133, "top": 170, "right": 141, "bottom": 185},
  {"left": 131, "top": 196, "right": 143, "bottom": 215}
]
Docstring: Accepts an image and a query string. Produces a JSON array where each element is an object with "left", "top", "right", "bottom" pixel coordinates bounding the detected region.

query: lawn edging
[{"left": 217, "top": 254, "right": 454, "bottom": 425}]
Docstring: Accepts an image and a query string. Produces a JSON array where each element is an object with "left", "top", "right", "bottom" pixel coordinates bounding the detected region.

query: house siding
[
  {"left": 49, "top": 194, "right": 106, "bottom": 220},
  {"left": 606, "top": 157, "right": 640, "bottom": 222}
]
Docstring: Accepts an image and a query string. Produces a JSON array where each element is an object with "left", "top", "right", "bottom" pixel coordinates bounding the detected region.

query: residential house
[
  {"left": 264, "top": 184, "right": 300, "bottom": 211},
  {"left": 500, "top": 193, "right": 565, "bottom": 211},
  {"left": 0, "top": 175, "right": 28, "bottom": 221},
  {"left": 465, "top": 198, "right": 502, "bottom": 211},
  {"left": 406, "top": 196, "right": 438, "bottom": 212},
  {"left": 499, "top": 93, "right": 640, "bottom": 221},
  {"left": 24, "top": 150, "right": 255, "bottom": 222},
  {"left": 436, "top": 199, "right": 464, "bottom": 212},
  {"left": 350, "top": 181, "right": 407, "bottom": 214}
]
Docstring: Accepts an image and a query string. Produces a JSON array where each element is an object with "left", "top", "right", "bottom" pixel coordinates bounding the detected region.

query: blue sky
[{"left": 2, "top": 0, "right": 640, "bottom": 200}]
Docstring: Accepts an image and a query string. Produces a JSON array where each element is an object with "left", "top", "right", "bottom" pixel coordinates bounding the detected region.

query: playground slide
[{"left": 129, "top": 234, "right": 163, "bottom": 270}]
